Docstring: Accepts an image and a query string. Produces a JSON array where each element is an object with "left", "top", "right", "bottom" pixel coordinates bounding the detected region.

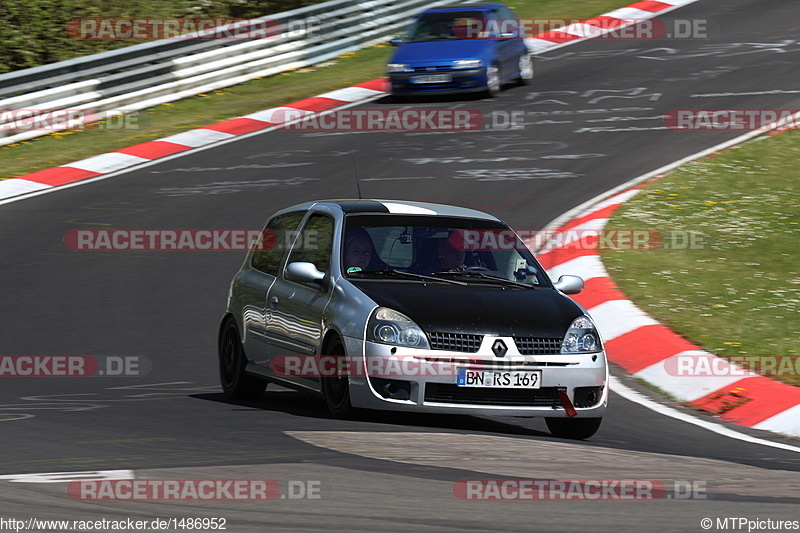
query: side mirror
[
  {"left": 286, "top": 262, "right": 325, "bottom": 284},
  {"left": 389, "top": 38, "right": 402, "bottom": 47},
  {"left": 553, "top": 275, "right": 584, "bottom": 295}
]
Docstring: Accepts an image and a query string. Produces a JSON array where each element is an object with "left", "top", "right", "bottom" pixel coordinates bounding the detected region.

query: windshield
[
  {"left": 342, "top": 214, "right": 551, "bottom": 287},
  {"left": 406, "top": 12, "right": 484, "bottom": 42}
]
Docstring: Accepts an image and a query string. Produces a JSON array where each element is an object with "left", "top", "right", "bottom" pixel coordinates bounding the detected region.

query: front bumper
[
  {"left": 343, "top": 336, "right": 608, "bottom": 418},
  {"left": 388, "top": 68, "right": 487, "bottom": 94}
]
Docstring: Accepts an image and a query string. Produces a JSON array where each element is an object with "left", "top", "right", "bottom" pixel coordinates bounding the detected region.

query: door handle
[{"left": 269, "top": 296, "right": 279, "bottom": 307}]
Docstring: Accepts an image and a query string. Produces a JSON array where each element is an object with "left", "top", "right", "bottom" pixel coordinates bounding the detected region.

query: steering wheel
[{"left": 464, "top": 266, "right": 491, "bottom": 272}]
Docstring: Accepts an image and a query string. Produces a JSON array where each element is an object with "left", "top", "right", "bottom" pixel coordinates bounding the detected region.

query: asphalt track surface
[{"left": 1, "top": 0, "right": 800, "bottom": 531}]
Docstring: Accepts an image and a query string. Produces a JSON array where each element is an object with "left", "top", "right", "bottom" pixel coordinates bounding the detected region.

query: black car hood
[{"left": 349, "top": 280, "right": 583, "bottom": 337}]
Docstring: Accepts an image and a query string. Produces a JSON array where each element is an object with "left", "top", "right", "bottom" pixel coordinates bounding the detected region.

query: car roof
[
  {"left": 421, "top": 3, "right": 505, "bottom": 14},
  {"left": 280, "top": 199, "right": 502, "bottom": 222}
]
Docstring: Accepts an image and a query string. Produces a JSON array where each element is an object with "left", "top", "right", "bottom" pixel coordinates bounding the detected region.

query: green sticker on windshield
[{"left": 347, "top": 267, "right": 362, "bottom": 274}]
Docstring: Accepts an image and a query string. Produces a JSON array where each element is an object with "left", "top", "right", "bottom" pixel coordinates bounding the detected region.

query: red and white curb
[
  {"left": 0, "top": 79, "right": 389, "bottom": 201},
  {"left": 530, "top": 183, "right": 800, "bottom": 439},
  {"left": 524, "top": 0, "right": 700, "bottom": 53}
]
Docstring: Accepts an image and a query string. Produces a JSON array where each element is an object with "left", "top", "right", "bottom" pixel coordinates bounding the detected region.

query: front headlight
[
  {"left": 387, "top": 63, "right": 411, "bottom": 73},
  {"left": 367, "top": 307, "right": 430, "bottom": 349},
  {"left": 561, "top": 316, "right": 602, "bottom": 353},
  {"left": 453, "top": 59, "right": 483, "bottom": 69}
]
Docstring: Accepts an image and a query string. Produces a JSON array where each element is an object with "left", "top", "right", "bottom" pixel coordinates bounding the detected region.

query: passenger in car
[
  {"left": 418, "top": 20, "right": 453, "bottom": 39},
  {"left": 345, "top": 230, "right": 376, "bottom": 271}
]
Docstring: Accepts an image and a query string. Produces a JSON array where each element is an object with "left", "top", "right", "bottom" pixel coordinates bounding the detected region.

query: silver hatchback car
[{"left": 219, "top": 200, "right": 608, "bottom": 439}]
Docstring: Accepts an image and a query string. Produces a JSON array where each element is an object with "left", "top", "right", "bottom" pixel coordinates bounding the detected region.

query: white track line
[
  {"left": 541, "top": 111, "right": 800, "bottom": 232},
  {"left": 542, "top": 112, "right": 800, "bottom": 446},
  {"left": 610, "top": 376, "right": 800, "bottom": 453},
  {"left": 0, "top": 94, "right": 387, "bottom": 208}
]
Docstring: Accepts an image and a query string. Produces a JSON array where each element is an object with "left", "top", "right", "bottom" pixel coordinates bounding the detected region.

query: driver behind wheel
[{"left": 437, "top": 235, "right": 466, "bottom": 271}]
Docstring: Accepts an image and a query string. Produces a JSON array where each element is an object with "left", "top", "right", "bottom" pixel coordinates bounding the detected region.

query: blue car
[{"left": 387, "top": 3, "right": 533, "bottom": 97}]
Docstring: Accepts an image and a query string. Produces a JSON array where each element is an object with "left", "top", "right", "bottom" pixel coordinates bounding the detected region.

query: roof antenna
[{"left": 351, "top": 153, "right": 363, "bottom": 200}]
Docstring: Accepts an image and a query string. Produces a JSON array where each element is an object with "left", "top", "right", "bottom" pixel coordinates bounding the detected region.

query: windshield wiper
[
  {"left": 350, "top": 269, "right": 467, "bottom": 285},
  {"left": 431, "top": 271, "right": 537, "bottom": 289}
]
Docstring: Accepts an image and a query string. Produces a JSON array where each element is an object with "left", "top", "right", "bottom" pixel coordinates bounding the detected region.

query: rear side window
[
  {"left": 495, "top": 6, "right": 521, "bottom": 37},
  {"left": 251, "top": 211, "right": 305, "bottom": 275},
  {"left": 496, "top": 5, "right": 516, "bottom": 20}
]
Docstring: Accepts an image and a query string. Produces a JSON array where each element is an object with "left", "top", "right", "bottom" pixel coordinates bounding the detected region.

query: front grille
[
  {"left": 425, "top": 383, "right": 564, "bottom": 407},
  {"left": 429, "top": 332, "right": 483, "bottom": 353},
  {"left": 404, "top": 82, "right": 461, "bottom": 91},
  {"left": 513, "top": 337, "right": 563, "bottom": 355},
  {"left": 412, "top": 65, "right": 451, "bottom": 72}
]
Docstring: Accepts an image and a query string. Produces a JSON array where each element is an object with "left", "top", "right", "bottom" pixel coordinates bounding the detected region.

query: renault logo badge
[{"left": 492, "top": 339, "right": 507, "bottom": 358}]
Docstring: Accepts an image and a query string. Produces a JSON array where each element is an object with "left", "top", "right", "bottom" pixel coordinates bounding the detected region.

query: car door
[
  {"left": 263, "top": 212, "right": 335, "bottom": 388},
  {"left": 493, "top": 6, "right": 522, "bottom": 80},
  {"left": 239, "top": 211, "right": 306, "bottom": 367}
]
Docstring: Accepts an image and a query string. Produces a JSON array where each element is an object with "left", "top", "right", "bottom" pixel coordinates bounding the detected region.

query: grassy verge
[
  {"left": 603, "top": 129, "right": 800, "bottom": 386},
  {"left": 0, "top": 0, "right": 633, "bottom": 180}
]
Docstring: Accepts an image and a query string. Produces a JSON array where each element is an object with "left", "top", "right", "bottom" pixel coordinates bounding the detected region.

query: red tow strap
[{"left": 558, "top": 390, "right": 578, "bottom": 418}]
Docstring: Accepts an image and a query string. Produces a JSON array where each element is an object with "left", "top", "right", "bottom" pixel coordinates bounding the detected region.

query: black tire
[
  {"left": 485, "top": 64, "right": 501, "bottom": 97},
  {"left": 321, "top": 338, "right": 356, "bottom": 418},
  {"left": 218, "top": 317, "right": 267, "bottom": 401},
  {"left": 517, "top": 52, "right": 534, "bottom": 85},
  {"left": 545, "top": 417, "right": 602, "bottom": 440}
]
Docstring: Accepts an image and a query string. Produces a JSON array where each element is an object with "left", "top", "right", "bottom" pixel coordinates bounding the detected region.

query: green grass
[
  {"left": 0, "top": 44, "right": 394, "bottom": 180},
  {"left": 0, "top": 0, "right": 329, "bottom": 73},
  {"left": 0, "top": 0, "right": 633, "bottom": 180},
  {"left": 603, "top": 130, "right": 800, "bottom": 386}
]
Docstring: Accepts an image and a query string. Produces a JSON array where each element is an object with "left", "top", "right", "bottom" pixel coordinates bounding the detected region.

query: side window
[
  {"left": 485, "top": 9, "right": 501, "bottom": 38},
  {"left": 495, "top": 7, "right": 519, "bottom": 37},
  {"left": 285, "top": 214, "right": 334, "bottom": 275},
  {"left": 498, "top": 6, "right": 516, "bottom": 20},
  {"left": 251, "top": 211, "right": 305, "bottom": 276}
]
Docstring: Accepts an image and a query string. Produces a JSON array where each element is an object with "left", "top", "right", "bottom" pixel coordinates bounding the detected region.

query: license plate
[
  {"left": 410, "top": 74, "right": 452, "bottom": 84},
  {"left": 457, "top": 369, "right": 541, "bottom": 388}
]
